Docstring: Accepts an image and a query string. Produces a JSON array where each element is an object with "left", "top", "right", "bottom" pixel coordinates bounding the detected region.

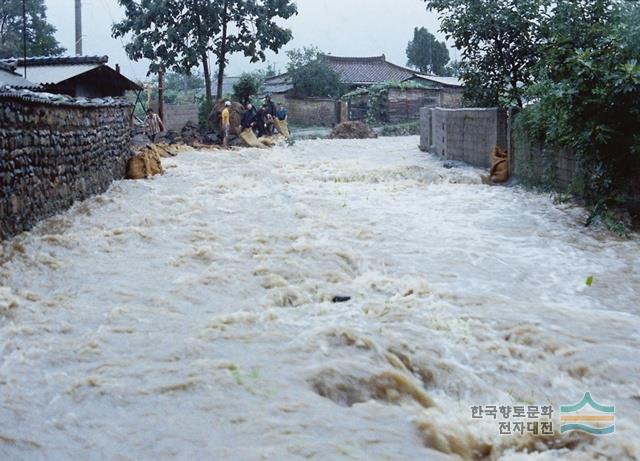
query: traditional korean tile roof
[{"left": 320, "top": 54, "right": 416, "bottom": 85}]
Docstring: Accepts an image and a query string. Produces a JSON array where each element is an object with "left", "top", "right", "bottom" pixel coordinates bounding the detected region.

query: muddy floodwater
[{"left": 1, "top": 136, "right": 639, "bottom": 460}]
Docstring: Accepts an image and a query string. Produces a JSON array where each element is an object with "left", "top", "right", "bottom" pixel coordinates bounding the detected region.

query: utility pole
[
  {"left": 22, "top": 0, "right": 27, "bottom": 78},
  {"left": 158, "top": 69, "right": 165, "bottom": 124},
  {"left": 75, "top": 0, "right": 83, "bottom": 56}
]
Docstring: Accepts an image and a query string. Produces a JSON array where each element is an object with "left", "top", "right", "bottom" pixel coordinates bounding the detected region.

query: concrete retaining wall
[
  {"left": 163, "top": 104, "right": 199, "bottom": 131},
  {"left": 284, "top": 97, "right": 338, "bottom": 126},
  {"left": 0, "top": 89, "right": 133, "bottom": 239},
  {"left": 511, "top": 135, "right": 578, "bottom": 190},
  {"left": 429, "top": 107, "right": 507, "bottom": 168},
  {"left": 420, "top": 105, "right": 640, "bottom": 209},
  {"left": 419, "top": 107, "right": 431, "bottom": 152}
]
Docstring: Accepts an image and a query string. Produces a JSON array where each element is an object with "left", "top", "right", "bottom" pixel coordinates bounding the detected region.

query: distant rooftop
[
  {"left": 0, "top": 61, "right": 40, "bottom": 90},
  {"left": 0, "top": 61, "right": 16, "bottom": 73},
  {"left": 0, "top": 55, "right": 140, "bottom": 93},
  {"left": 2, "top": 55, "right": 109, "bottom": 67},
  {"left": 412, "top": 73, "right": 463, "bottom": 88},
  {"left": 321, "top": 54, "right": 416, "bottom": 85}
]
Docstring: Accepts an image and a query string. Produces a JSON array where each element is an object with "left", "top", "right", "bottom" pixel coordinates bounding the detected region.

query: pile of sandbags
[
  {"left": 238, "top": 129, "right": 285, "bottom": 149},
  {"left": 490, "top": 146, "right": 509, "bottom": 183},
  {"left": 208, "top": 100, "right": 243, "bottom": 136},
  {"left": 127, "top": 143, "right": 202, "bottom": 180},
  {"left": 329, "top": 121, "right": 378, "bottom": 139},
  {"left": 127, "top": 145, "right": 164, "bottom": 179}
]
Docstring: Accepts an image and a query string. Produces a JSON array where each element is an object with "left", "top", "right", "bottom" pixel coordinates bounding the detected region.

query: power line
[
  {"left": 86, "top": 0, "right": 142, "bottom": 82},
  {"left": 22, "top": 0, "right": 27, "bottom": 78}
]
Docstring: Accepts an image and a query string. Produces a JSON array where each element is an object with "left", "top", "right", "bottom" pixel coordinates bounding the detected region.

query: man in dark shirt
[
  {"left": 256, "top": 105, "right": 269, "bottom": 137},
  {"left": 241, "top": 103, "right": 257, "bottom": 131},
  {"left": 264, "top": 95, "right": 277, "bottom": 118}
]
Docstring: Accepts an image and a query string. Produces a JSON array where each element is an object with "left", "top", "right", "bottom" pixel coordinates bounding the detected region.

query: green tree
[
  {"left": 113, "top": 0, "right": 296, "bottom": 105},
  {"left": 232, "top": 72, "right": 263, "bottom": 105},
  {"left": 0, "top": 0, "right": 65, "bottom": 58},
  {"left": 164, "top": 71, "right": 205, "bottom": 92},
  {"left": 287, "top": 47, "right": 345, "bottom": 98},
  {"left": 519, "top": 0, "right": 640, "bottom": 209},
  {"left": 212, "top": 0, "right": 296, "bottom": 101},
  {"left": 113, "top": 0, "right": 219, "bottom": 104},
  {"left": 425, "top": 0, "right": 549, "bottom": 107},
  {"left": 406, "top": 27, "right": 450, "bottom": 75}
]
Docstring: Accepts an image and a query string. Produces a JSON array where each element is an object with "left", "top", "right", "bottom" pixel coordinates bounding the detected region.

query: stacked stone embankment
[{"left": 0, "top": 89, "right": 133, "bottom": 239}]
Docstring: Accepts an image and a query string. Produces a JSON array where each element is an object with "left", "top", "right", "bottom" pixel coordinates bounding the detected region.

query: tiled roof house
[{"left": 264, "top": 54, "right": 463, "bottom": 95}]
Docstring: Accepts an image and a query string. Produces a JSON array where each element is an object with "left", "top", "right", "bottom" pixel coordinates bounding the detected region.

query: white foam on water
[{"left": 0, "top": 136, "right": 638, "bottom": 460}]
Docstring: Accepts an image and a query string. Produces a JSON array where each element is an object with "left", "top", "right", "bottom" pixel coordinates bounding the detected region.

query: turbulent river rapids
[{"left": 1, "top": 136, "right": 639, "bottom": 460}]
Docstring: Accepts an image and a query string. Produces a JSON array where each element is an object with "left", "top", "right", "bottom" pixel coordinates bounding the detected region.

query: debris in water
[
  {"left": 586, "top": 276, "right": 594, "bottom": 286},
  {"left": 329, "top": 121, "right": 377, "bottom": 139},
  {"left": 332, "top": 296, "right": 351, "bottom": 303}
]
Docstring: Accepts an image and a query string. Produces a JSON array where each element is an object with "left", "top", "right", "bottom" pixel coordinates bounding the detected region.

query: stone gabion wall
[{"left": 0, "top": 90, "right": 133, "bottom": 239}]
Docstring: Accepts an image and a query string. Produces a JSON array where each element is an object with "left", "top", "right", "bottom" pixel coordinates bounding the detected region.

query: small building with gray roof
[{"left": 0, "top": 56, "right": 141, "bottom": 98}]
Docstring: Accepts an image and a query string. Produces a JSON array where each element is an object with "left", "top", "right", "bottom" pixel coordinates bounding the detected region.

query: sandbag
[
  {"left": 154, "top": 143, "right": 196, "bottom": 157},
  {"left": 258, "top": 135, "right": 283, "bottom": 147},
  {"left": 239, "top": 128, "right": 267, "bottom": 148},
  {"left": 490, "top": 146, "right": 509, "bottom": 183},
  {"left": 127, "top": 146, "right": 163, "bottom": 180},
  {"left": 274, "top": 118, "right": 290, "bottom": 138}
]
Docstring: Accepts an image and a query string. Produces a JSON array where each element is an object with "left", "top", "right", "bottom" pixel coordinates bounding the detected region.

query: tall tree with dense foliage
[
  {"left": 519, "top": 0, "right": 640, "bottom": 210},
  {"left": 406, "top": 27, "right": 450, "bottom": 75},
  {"left": 113, "top": 0, "right": 219, "bottom": 104},
  {"left": 212, "top": 0, "right": 296, "bottom": 101},
  {"left": 0, "top": 0, "right": 65, "bottom": 58},
  {"left": 113, "top": 0, "right": 296, "bottom": 104},
  {"left": 286, "top": 47, "right": 345, "bottom": 98},
  {"left": 424, "top": 0, "right": 549, "bottom": 107}
]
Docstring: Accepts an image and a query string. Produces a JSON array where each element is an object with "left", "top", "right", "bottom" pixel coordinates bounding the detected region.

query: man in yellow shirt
[{"left": 221, "top": 101, "right": 231, "bottom": 147}]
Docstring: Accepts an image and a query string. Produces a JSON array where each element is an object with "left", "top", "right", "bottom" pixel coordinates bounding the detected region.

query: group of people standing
[
  {"left": 145, "top": 94, "right": 288, "bottom": 147},
  {"left": 240, "top": 95, "right": 288, "bottom": 138}
]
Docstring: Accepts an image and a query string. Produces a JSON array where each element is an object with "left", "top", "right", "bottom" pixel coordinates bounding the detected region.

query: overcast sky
[{"left": 44, "top": 0, "right": 454, "bottom": 82}]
